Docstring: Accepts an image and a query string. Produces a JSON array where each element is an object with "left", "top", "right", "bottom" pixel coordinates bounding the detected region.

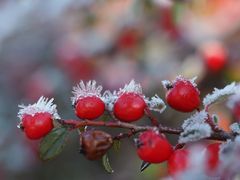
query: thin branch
[{"left": 57, "top": 119, "right": 234, "bottom": 141}]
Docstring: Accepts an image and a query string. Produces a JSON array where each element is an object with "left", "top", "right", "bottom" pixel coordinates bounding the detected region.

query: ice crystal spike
[
  {"left": 71, "top": 80, "right": 103, "bottom": 105},
  {"left": 162, "top": 76, "right": 198, "bottom": 89},
  {"left": 118, "top": 79, "right": 142, "bottom": 95},
  {"left": 203, "top": 82, "right": 236, "bottom": 108},
  {"left": 18, "top": 96, "right": 60, "bottom": 120}
]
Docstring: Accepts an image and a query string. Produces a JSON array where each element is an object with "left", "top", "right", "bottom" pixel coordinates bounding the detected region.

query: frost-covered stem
[
  {"left": 144, "top": 108, "right": 159, "bottom": 126},
  {"left": 57, "top": 119, "right": 234, "bottom": 141}
]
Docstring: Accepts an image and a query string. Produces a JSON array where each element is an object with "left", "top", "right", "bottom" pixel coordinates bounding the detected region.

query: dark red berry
[
  {"left": 168, "top": 149, "right": 189, "bottom": 176},
  {"left": 113, "top": 92, "right": 146, "bottom": 122},
  {"left": 75, "top": 96, "right": 105, "bottom": 120},
  {"left": 136, "top": 130, "right": 173, "bottom": 163},
  {"left": 206, "top": 143, "right": 221, "bottom": 172},
  {"left": 80, "top": 130, "right": 113, "bottom": 160},
  {"left": 166, "top": 79, "right": 200, "bottom": 112},
  {"left": 22, "top": 112, "right": 54, "bottom": 140}
]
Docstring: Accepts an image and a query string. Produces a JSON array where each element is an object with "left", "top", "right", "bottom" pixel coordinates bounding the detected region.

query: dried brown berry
[{"left": 80, "top": 130, "right": 113, "bottom": 160}]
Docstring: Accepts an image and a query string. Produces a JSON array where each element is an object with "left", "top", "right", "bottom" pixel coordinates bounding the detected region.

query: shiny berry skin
[
  {"left": 201, "top": 42, "right": 227, "bottom": 73},
  {"left": 206, "top": 143, "right": 221, "bottom": 171},
  {"left": 113, "top": 93, "right": 146, "bottom": 122},
  {"left": 136, "top": 130, "right": 173, "bottom": 163},
  {"left": 22, "top": 112, "right": 54, "bottom": 140},
  {"left": 80, "top": 130, "right": 113, "bottom": 160},
  {"left": 75, "top": 96, "right": 105, "bottom": 120},
  {"left": 166, "top": 80, "right": 200, "bottom": 112},
  {"left": 168, "top": 149, "right": 189, "bottom": 176}
]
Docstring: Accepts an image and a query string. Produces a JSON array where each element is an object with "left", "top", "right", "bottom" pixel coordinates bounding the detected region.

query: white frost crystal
[
  {"left": 179, "top": 110, "right": 211, "bottom": 143},
  {"left": 18, "top": 96, "right": 60, "bottom": 120},
  {"left": 71, "top": 80, "right": 103, "bottom": 105},
  {"left": 203, "top": 82, "right": 236, "bottom": 107},
  {"left": 162, "top": 75, "right": 198, "bottom": 89},
  {"left": 230, "top": 123, "right": 240, "bottom": 134}
]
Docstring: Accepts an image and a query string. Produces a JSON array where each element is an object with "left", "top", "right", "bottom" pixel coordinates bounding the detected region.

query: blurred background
[{"left": 1, "top": 0, "right": 240, "bottom": 179}]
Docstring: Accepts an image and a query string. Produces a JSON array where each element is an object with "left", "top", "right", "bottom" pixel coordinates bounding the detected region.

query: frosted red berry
[
  {"left": 22, "top": 112, "right": 54, "bottom": 140},
  {"left": 113, "top": 92, "right": 146, "bottom": 122},
  {"left": 168, "top": 149, "right": 189, "bottom": 176},
  {"left": 166, "top": 79, "right": 200, "bottom": 112},
  {"left": 75, "top": 96, "right": 105, "bottom": 120},
  {"left": 206, "top": 143, "right": 221, "bottom": 172},
  {"left": 201, "top": 42, "right": 227, "bottom": 73},
  {"left": 136, "top": 130, "right": 173, "bottom": 163}
]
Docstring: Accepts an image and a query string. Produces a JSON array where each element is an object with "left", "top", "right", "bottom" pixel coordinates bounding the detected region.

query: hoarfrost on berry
[
  {"left": 18, "top": 96, "right": 60, "bottom": 120},
  {"left": 118, "top": 79, "right": 142, "bottom": 95},
  {"left": 162, "top": 76, "right": 198, "bottom": 89},
  {"left": 203, "top": 82, "right": 237, "bottom": 108},
  {"left": 71, "top": 80, "right": 103, "bottom": 105}
]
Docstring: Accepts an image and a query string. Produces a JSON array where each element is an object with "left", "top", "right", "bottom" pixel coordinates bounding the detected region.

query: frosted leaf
[
  {"left": 227, "top": 84, "right": 240, "bottom": 109},
  {"left": 118, "top": 79, "right": 142, "bottom": 95},
  {"left": 230, "top": 123, "right": 240, "bottom": 134},
  {"left": 71, "top": 80, "right": 103, "bottom": 105},
  {"left": 182, "top": 110, "right": 208, "bottom": 129},
  {"left": 144, "top": 94, "right": 166, "bottom": 113},
  {"left": 203, "top": 82, "right": 236, "bottom": 108},
  {"left": 18, "top": 96, "right": 60, "bottom": 120},
  {"left": 179, "top": 122, "right": 212, "bottom": 143}
]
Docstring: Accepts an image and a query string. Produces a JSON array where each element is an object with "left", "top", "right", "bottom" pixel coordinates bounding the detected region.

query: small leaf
[
  {"left": 40, "top": 127, "right": 69, "bottom": 161},
  {"left": 212, "top": 115, "right": 219, "bottom": 124},
  {"left": 113, "top": 140, "right": 121, "bottom": 152},
  {"left": 140, "top": 161, "right": 151, "bottom": 172},
  {"left": 102, "top": 154, "right": 114, "bottom": 174}
]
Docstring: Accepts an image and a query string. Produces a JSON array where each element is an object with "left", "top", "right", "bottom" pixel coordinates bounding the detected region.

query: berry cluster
[{"left": 17, "top": 76, "right": 240, "bottom": 178}]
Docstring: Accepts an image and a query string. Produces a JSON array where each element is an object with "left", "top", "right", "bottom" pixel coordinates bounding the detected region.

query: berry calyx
[
  {"left": 165, "top": 77, "right": 201, "bottom": 112},
  {"left": 136, "top": 130, "right": 173, "bottom": 163},
  {"left": 80, "top": 130, "right": 113, "bottom": 160},
  {"left": 200, "top": 41, "right": 227, "bottom": 73},
  {"left": 75, "top": 96, "right": 105, "bottom": 120},
  {"left": 113, "top": 92, "right": 146, "bottom": 122},
  {"left": 22, "top": 112, "right": 54, "bottom": 140},
  {"left": 206, "top": 143, "right": 221, "bottom": 172},
  {"left": 167, "top": 149, "right": 189, "bottom": 176}
]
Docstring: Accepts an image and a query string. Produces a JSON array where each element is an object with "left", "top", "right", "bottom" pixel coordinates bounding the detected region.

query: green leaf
[
  {"left": 212, "top": 114, "right": 219, "bottom": 124},
  {"left": 102, "top": 154, "right": 114, "bottom": 174},
  {"left": 40, "top": 127, "right": 69, "bottom": 161},
  {"left": 113, "top": 140, "right": 121, "bottom": 152}
]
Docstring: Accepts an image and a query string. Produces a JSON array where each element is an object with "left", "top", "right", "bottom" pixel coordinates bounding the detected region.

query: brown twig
[{"left": 57, "top": 119, "right": 234, "bottom": 141}]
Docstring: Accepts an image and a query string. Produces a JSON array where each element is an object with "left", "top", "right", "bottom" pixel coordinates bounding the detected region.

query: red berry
[
  {"left": 168, "top": 149, "right": 189, "bottom": 176},
  {"left": 75, "top": 96, "right": 105, "bottom": 120},
  {"left": 113, "top": 92, "right": 146, "bottom": 122},
  {"left": 166, "top": 79, "right": 200, "bottom": 112},
  {"left": 233, "top": 102, "right": 240, "bottom": 121},
  {"left": 201, "top": 42, "right": 227, "bottom": 72},
  {"left": 137, "top": 130, "right": 173, "bottom": 163},
  {"left": 22, "top": 112, "right": 54, "bottom": 140},
  {"left": 206, "top": 143, "right": 221, "bottom": 172}
]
